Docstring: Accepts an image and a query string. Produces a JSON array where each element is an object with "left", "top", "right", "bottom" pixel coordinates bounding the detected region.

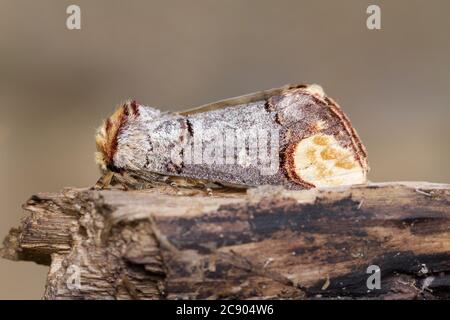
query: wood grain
[{"left": 1, "top": 182, "right": 449, "bottom": 299}]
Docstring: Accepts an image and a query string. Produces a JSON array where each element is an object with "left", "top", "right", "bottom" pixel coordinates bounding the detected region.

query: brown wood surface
[{"left": 1, "top": 182, "right": 449, "bottom": 299}]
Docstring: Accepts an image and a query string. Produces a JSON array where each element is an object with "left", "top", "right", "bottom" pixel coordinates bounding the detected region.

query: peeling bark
[{"left": 1, "top": 182, "right": 450, "bottom": 300}]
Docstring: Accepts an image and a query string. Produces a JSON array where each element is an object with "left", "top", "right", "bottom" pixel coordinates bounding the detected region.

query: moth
[{"left": 95, "top": 84, "right": 369, "bottom": 190}]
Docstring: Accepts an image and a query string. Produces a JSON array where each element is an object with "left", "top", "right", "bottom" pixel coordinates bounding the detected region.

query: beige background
[{"left": 0, "top": 0, "right": 449, "bottom": 299}]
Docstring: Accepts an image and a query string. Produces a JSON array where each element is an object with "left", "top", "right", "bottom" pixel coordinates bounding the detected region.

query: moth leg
[
  {"left": 190, "top": 179, "right": 214, "bottom": 196},
  {"left": 163, "top": 176, "right": 211, "bottom": 195},
  {"left": 93, "top": 171, "right": 114, "bottom": 190},
  {"left": 205, "top": 187, "right": 213, "bottom": 196},
  {"left": 113, "top": 172, "right": 153, "bottom": 190}
]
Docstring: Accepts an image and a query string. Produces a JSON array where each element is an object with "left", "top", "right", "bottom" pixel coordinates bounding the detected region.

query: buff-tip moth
[{"left": 95, "top": 84, "right": 369, "bottom": 190}]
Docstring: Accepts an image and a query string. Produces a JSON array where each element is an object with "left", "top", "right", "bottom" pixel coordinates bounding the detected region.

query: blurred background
[{"left": 0, "top": 0, "right": 449, "bottom": 299}]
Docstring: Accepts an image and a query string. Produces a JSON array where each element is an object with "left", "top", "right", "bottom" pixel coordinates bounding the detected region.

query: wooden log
[{"left": 1, "top": 182, "right": 449, "bottom": 300}]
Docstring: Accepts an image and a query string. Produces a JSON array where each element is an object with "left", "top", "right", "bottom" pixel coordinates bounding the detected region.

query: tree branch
[{"left": 1, "top": 182, "right": 449, "bottom": 299}]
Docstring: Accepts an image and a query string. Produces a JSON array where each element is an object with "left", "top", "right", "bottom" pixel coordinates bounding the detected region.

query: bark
[{"left": 1, "top": 182, "right": 450, "bottom": 300}]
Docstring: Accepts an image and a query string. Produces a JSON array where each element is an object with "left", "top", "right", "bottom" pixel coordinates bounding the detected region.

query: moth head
[{"left": 95, "top": 100, "right": 139, "bottom": 171}]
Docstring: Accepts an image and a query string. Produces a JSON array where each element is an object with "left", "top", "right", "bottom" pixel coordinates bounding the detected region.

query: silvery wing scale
[{"left": 95, "top": 84, "right": 369, "bottom": 190}]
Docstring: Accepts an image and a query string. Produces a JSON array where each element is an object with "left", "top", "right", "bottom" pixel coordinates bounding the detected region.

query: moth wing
[{"left": 178, "top": 83, "right": 307, "bottom": 116}]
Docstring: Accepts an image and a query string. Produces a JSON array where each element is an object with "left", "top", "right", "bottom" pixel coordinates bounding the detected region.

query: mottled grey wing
[{"left": 178, "top": 83, "right": 307, "bottom": 115}]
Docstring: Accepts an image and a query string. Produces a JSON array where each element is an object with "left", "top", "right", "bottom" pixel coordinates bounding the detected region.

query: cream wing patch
[{"left": 293, "top": 134, "right": 366, "bottom": 188}]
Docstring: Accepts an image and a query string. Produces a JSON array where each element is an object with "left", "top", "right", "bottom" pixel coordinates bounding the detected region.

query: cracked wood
[{"left": 1, "top": 182, "right": 449, "bottom": 299}]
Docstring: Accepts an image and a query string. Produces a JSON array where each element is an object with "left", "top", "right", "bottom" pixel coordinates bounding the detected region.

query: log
[{"left": 1, "top": 182, "right": 449, "bottom": 300}]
